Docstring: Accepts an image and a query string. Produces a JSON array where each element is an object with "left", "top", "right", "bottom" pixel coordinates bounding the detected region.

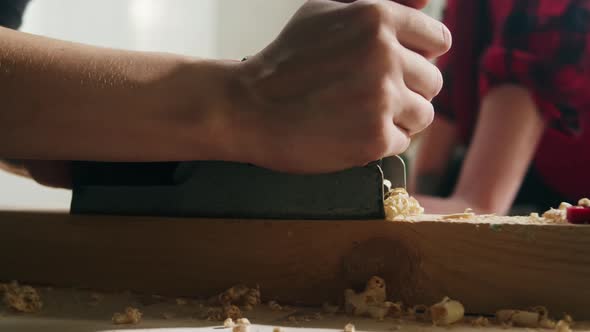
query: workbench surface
[{"left": 1, "top": 287, "right": 586, "bottom": 332}]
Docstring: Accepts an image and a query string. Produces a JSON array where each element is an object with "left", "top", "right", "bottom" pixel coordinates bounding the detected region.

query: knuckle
[{"left": 351, "top": 0, "right": 386, "bottom": 33}]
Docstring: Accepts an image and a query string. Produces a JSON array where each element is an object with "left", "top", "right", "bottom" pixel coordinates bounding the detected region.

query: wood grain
[{"left": 1, "top": 211, "right": 589, "bottom": 318}]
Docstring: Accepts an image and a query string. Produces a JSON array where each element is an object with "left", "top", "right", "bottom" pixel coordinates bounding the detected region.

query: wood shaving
[
  {"left": 471, "top": 316, "right": 490, "bottom": 327},
  {"left": 496, "top": 308, "right": 557, "bottom": 329},
  {"left": 215, "top": 285, "right": 260, "bottom": 311},
  {"left": 579, "top": 198, "right": 590, "bottom": 208},
  {"left": 236, "top": 318, "right": 251, "bottom": 325},
  {"left": 430, "top": 297, "right": 464, "bottom": 326},
  {"left": 112, "top": 307, "right": 142, "bottom": 325},
  {"left": 556, "top": 320, "right": 573, "bottom": 332},
  {"left": 384, "top": 188, "right": 424, "bottom": 221},
  {"left": 540, "top": 318, "right": 557, "bottom": 329},
  {"left": 273, "top": 328, "right": 283, "bottom": 332},
  {"left": 224, "top": 305, "right": 243, "bottom": 320},
  {"left": 224, "top": 317, "right": 236, "bottom": 328},
  {"left": 344, "top": 322, "right": 356, "bottom": 332},
  {"left": 344, "top": 276, "right": 386, "bottom": 316},
  {"left": 1, "top": 281, "right": 43, "bottom": 313},
  {"left": 232, "top": 318, "right": 251, "bottom": 332},
  {"left": 542, "top": 202, "right": 573, "bottom": 223}
]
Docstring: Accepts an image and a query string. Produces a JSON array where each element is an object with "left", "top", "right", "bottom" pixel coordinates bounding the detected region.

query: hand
[
  {"left": 334, "top": 0, "right": 429, "bottom": 9},
  {"left": 232, "top": 0, "right": 451, "bottom": 174}
]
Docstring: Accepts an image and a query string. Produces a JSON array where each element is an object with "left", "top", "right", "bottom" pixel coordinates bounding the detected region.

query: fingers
[
  {"left": 400, "top": 45, "right": 443, "bottom": 100},
  {"left": 386, "top": 1, "right": 452, "bottom": 58},
  {"left": 395, "top": 0, "right": 429, "bottom": 9},
  {"left": 385, "top": 123, "right": 412, "bottom": 156},
  {"left": 394, "top": 88, "right": 434, "bottom": 136}
]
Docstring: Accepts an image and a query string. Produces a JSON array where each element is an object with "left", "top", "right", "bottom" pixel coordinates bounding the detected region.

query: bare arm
[
  {"left": 0, "top": 0, "right": 451, "bottom": 188},
  {"left": 417, "top": 85, "right": 545, "bottom": 215},
  {"left": 0, "top": 27, "right": 235, "bottom": 162}
]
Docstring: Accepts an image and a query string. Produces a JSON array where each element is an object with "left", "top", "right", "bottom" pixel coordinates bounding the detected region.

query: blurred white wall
[{"left": 0, "top": 0, "right": 445, "bottom": 210}]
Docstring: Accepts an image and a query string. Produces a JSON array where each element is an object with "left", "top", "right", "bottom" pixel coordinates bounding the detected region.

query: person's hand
[
  {"left": 334, "top": 0, "right": 429, "bottom": 9},
  {"left": 232, "top": 0, "right": 451, "bottom": 174}
]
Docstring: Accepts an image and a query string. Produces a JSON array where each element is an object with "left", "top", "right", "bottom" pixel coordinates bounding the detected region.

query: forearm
[{"left": 0, "top": 27, "right": 236, "bottom": 162}]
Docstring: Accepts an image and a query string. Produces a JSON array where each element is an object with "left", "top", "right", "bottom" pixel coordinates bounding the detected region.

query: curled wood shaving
[
  {"left": 556, "top": 320, "right": 572, "bottom": 332},
  {"left": 215, "top": 285, "right": 261, "bottom": 311},
  {"left": 579, "top": 198, "right": 590, "bottom": 208},
  {"left": 232, "top": 318, "right": 251, "bottom": 332},
  {"left": 1, "top": 281, "right": 42, "bottom": 313},
  {"left": 430, "top": 297, "right": 464, "bottom": 326},
  {"left": 496, "top": 307, "right": 557, "bottom": 329},
  {"left": 344, "top": 323, "right": 356, "bottom": 332},
  {"left": 384, "top": 188, "right": 424, "bottom": 221},
  {"left": 344, "top": 276, "right": 386, "bottom": 317},
  {"left": 112, "top": 307, "right": 142, "bottom": 325},
  {"left": 542, "top": 202, "right": 573, "bottom": 223},
  {"left": 224, "top": 318, "right": 236, "bottom": 328}
]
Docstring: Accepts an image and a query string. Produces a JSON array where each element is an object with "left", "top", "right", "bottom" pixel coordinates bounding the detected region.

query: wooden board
[{"left": 1, "top": 211, "right": 590, "bottom": 318}]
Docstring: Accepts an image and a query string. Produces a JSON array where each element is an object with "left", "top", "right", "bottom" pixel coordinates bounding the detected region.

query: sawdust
[
  {"left": 384, "top": 188, "right": 424, "bottom": 221},
  {"left": 112, "top": 307, "right": 142, "bottom": 325},
  {"left": 1, "top": 281, "right": 42, "bottom": 313}
]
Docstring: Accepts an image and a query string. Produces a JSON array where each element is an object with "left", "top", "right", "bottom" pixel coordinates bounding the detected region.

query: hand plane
[{"left": 70, "top": 156, "right": 406, "bottom": 219}]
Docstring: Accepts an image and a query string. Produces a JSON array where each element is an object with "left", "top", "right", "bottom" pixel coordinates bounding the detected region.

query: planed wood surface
[{"left": 1, "top": 211, "right": 590, "bottom": 318}]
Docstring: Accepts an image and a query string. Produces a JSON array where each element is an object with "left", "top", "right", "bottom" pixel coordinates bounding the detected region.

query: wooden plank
[{"left": 1, "top": 211, "right": 590, "bottom": 318}]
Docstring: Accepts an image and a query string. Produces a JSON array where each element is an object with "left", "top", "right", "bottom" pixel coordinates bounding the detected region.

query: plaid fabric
[{"left": 434, "top": 0, "right": 590, "bottom": 201}]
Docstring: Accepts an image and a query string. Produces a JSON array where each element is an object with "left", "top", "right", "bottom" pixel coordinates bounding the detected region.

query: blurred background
[{"left": 0, "top": 0, "right": 445, "bottom": 211}]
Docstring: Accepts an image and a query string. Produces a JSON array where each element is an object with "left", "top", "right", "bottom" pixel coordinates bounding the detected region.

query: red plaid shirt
[{"left": 435, "top": 0, "right": 590, "bottom": 201}]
